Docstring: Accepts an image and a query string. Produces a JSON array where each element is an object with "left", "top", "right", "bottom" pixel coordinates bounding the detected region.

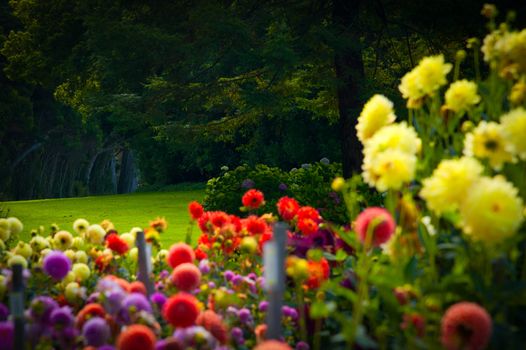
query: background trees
[{"left": 1, "top": 0, "right": 525, "bottom": 200}]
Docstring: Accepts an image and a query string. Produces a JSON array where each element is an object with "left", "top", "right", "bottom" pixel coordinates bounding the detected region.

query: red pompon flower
[
  {"left": 171, "top": 263, "right": 201, "bottom": 292},
  {"left": 254, "top": 340, "right": 292, "bottom": 350},
  {"left": 297, "top": 218, "right": 318, "bottom": 236},
  {"left": 188, "top": 201, "right": 204, "bottom": 220},
  {"left": 163, "top": 293, "right": 200, "bottom": 328},
  {"left": 276, "top": 197, "right": 300, "bottom": 221},
  {"left": 198, "top": 212, "right": 211, "bottom": 233},
  {"left": 167, "top": 243, "right": 195, "bottom": 269},
  {"left": 297, "top": 206, "right": 320, "bottom": 221},
  {"left": 259, "top": 231, "right": 273, "bottom": 252},
  {"left": 106, "top": 234, "right": 129, "bottom": 255},
  {"left": 441, "top": 302, "right": 492, "bottom": 350},
  {"left": 229, "top": 215, "right": 242, "bottom": 232},
  {"left": 354, "top": 207, "right": 395, "bottom": 247},
  {"left": 116, "top": 324, "right": 156, "bottom": 350},
  {"left": 242, "top": 189, "right": 265, "bottom": 209},
  {"left": 129, "top": 281, "right": 147, "bottom": 295},
  {"left": 305, "top": 258, "right": 330, "bottom": 289},
  {"left": 77, "top": 303, "right": 106, "bottom": 329},
  {"left": 210, "top": 211, "right": 230, "bottom": 228},
  {"left": 244, "top": 216, "right": 269, "bottom": 236},
  {"left": 194, "top": 247, "right": 208, "bottom": 261},
  {"left": 196, "top": 310, "right": 229, "bottom": 344}
]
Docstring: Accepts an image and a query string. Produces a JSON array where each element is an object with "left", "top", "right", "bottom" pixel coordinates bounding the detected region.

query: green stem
[
  {"left": 347, "top": 218, "right": 380, "bottom": 346},
  {"left": 185, "top": 219, "right": 194, "bottom": 245},
  {"left": 296, "top": 284, "right": 308, "bottom": 343}
]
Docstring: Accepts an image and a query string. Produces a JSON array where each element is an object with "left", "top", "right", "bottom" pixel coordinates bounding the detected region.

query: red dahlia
[
  {"left": 116, "top": 324, "right": 156, "bottom": 350},
  {"left": 162, "top": 293, "right": 200, "bottom": 328},
  {"left": 242, "top": 189, "right": 265, "bottom": 209},
  {"left": 276, "top": 197, "right": 300, "bottom": 221},
  {"left": 166, "top": 243, "right": 195, "bottom": 269},
  {"left": 188, "top": 201, "right": 204, "bottom": 220},
  {"left": 441, "top": 302, "right": 492, "bottom": 350},
  {"left": 106, "top": 234, "right": 129, "bottom": 255},
  {"left": 354, "top": 207, "right": 395, "bottom": 247}
]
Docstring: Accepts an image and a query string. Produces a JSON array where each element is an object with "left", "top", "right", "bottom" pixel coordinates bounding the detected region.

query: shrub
[{"left": 203, "top": 164, "right": 290, "bottom": 215}]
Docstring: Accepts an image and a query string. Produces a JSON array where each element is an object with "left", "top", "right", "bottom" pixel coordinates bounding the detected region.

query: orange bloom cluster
[
  {"left": 305, "top": 258, "right": 330, "bottom": 289},
  {"left": 195, "top": 208, "right": 273, "bottom": 257}
]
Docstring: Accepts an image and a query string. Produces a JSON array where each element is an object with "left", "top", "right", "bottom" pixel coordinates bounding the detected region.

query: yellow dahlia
[
  {"left": 463, "top": 121, "right": 515, "bottom": 170},
  {"left": 363, "top": 149, "right": 417, "bottom": 192},
  {"left": 500, "top": 107, "right": 526, "bottom": 160},
  {"left": 53, "top": 230, "right": 73, "bottom": 251},
  {"left": 363, "top": 122, "right": 421, "bottom": 158},
  {"left": 356, "top": 94, "right": 397, "bottom": 143},
  {"left": 460, "top": 176, "right": 524, "bottom": 243},
  {"left": 444, "top": 80, "right": 480, "bottom": 113},
  {"left": 420, "top": 157, "right": 484, "bottom": 215},
  {"left": 417, "top": 55, "right": 453, "bottom": 96},
  {"left": 399, "top": 68, "right": 425, "bottom": 108}
]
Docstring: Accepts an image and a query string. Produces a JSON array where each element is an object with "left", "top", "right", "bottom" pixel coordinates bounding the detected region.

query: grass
[{"left": 3, "top": 190, "right": 205, "bottom": 248}]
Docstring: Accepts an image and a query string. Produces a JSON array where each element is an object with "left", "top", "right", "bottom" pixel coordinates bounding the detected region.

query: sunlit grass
[{"left": 4, "top": 190, "right": 205, "bottom": 248}]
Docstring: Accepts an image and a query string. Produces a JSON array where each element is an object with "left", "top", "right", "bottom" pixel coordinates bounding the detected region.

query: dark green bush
[
  {"left": 203, "top": 160, "right": 360, "bottom": 224},
  {"left": 203, "top": 164, "right": 290, "bottom": 216},
  {"left": 287, "top": 160, "right": 348, "bottom": 223}
]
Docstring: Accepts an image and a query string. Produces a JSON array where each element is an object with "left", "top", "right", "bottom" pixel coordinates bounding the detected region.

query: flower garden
[{"left": 2, "top": 5, "right": 526, "bottom": 350}]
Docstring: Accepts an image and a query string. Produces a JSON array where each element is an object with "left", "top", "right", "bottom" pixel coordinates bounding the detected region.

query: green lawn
[{"left": 3, "top": 190, "right": 205, "bottom": 248}]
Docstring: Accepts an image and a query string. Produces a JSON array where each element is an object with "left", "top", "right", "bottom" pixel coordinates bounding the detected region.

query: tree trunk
[{"left": 333, "top": 0, "right": 365, "bottom": 178}]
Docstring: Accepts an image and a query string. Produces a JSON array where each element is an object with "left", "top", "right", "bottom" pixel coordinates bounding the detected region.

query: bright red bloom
[
  {"left": 116, "top": 324, "right": 156, "bottom": 350},
  {"left": 194, "top": 247, "right": 208, "bottom": 260},
  {"left": 354, "top": 207, "right": 395, "bottom": 247},
  {"left": 188, "top": 201, "right": 204, "bottom": 220},
  {"left": 196, "top": 310, "right": 228, "bottom": 344},
  {"left": 276, "top": 197, "right": 300, "bottom": 221},
  {"left": 297, "top": 218, "right": 318, "bottom": 236},
  {"left": 167, "top": 243, "right": 195, "bottom": 269},
  {"left": 259, "top": 231, "right": 273, "bottom": 252},
  {"left": 198, "top": 212, "right": 211, "bottom": 233},
  {"left": 129, "top": 281, "right": 147, "bottom": 295},
  {"left": 163, "top": 293, "right": 200, "bottom": 328},
  {"left": 297, "top": 206, "right": 320, "bottom": 221},
  {"left": 106, "top": 234, "right": 129, "bottom": 255},
  {"left": 77, "top": 303, "right": 106, "bottom": 329},
  {"left": 244, "top": 216, "right": 269, "bottom": 236},
  {"left": 210, "top": 211, "right": 230, "bottom": 228},
  {"left": 229, "top": 215, "right": 242, "bottom": 232},
  {"left": 242, "top": 189, "right": 265, "bottom": 209},
  {"left": 441, "top": 302, "right": 492, "bottom": 350},
  {"left": 254, "top": 340, "right": 292, "bottom": 350},
  {"left": 305, "top": 258, "right": 330, "bottom": 289},
  {"left": 171, "top": 263, "right": 201, "bottom": 292}
]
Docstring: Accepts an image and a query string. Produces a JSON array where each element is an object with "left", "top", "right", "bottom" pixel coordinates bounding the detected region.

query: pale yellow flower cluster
[
  {"left": 444, "top": 80, "right": 481, "bottom": 113},
  {"left": 420, "top": 157, "right": 484, "bottom": 215},
  {"left": 461, "top": 176, "right": 524, "bottom": 243},
  {"left": 356, "top": 94, "right": 396, "bottom": 143},
  {"left": 463, "top": 121, "right": 515, "bottom": 170},
  {"left": 482, "top": 27, "right": 526, "bottom": 79},
  {"left": 399, "top": 55, "right": 452, "bottom": 108},
  {"left": 421, "top": 158, "right": 524, "bottom": 244},
  {"left": 463, "top": 107, "right": 526, "bottom": 169},
  {"left": 359, "top": 117, "right": 421, "bottom": 192}
]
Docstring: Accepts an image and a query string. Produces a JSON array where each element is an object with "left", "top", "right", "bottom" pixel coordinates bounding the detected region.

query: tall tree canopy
[{"left": 2, "top": 0, "right": 525, "bottom": 199}]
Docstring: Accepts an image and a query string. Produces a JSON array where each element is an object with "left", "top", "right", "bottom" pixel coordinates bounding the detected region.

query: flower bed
[{"left": 1, "top": 4, "right": 526, "bottom": 350}]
